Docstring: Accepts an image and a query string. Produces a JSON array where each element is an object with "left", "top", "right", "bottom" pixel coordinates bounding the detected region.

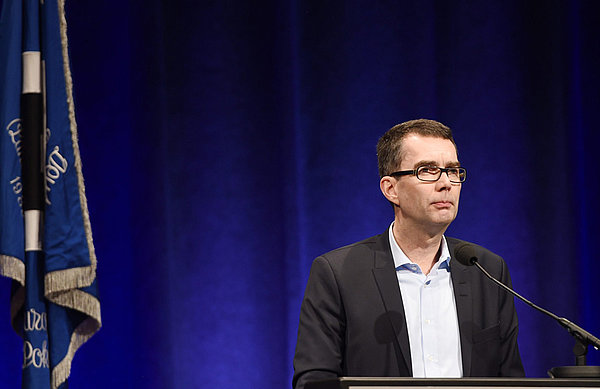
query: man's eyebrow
[
  {"left": 413, "top": 160, "right": 438, "bottom": 168},
  {"left": 412, "top": 160, "right": 461, "bottom": 168}
]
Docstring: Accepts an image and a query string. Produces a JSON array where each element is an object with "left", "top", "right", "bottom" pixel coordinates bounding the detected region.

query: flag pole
[{"left": 21, "top": 0, "right": 51, "bottom": 386}]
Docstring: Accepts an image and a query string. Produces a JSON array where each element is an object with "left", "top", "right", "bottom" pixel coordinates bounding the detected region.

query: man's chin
[{"left": 429, "top": 213, "right": 457, "bottom": 227}]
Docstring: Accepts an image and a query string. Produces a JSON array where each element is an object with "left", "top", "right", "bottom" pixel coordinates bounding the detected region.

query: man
[{"left": 292, "top": 119, "right": 524, "bottom": 389}]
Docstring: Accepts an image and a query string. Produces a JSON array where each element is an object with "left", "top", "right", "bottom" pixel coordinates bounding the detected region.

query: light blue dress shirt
[{"left": 388, "top": 225, "right": 463, "bottom": 377}]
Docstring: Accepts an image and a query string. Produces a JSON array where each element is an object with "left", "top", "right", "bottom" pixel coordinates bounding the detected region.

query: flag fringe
[
  {"left": 58, "top": 0, "right": 98, "bottom": 282},
  {"left": 47, "top": 288, "right": 101, "bottom": 326},
  {"left": 45, "top": 265, "right": 95, "bottom": 293},
  {"left": 51, "top": 317, "right": 99, "bottom": 389},
  {"left": 46, "top": 2, "right": 101, "bottom": 387},
  {"left": 0, "top": 254, "right": 25, "bottom": 284}
]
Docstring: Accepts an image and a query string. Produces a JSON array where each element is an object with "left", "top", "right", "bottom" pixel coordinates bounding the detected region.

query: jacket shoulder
[
  {"left": 446, "top": 236, "right": 507, "bottom": 274},
  {"left": 315, "top": 233, "right": 386, "bottom": 267}
]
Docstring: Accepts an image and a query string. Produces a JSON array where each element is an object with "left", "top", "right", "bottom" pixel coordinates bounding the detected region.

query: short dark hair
[{"left": 376, "top": 119, "right": 457, "bottom": 178}]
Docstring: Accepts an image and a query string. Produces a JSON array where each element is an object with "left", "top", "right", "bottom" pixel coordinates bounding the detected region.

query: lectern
[{"left": 305, "top": 378, "right": 600, "bottom": 389}]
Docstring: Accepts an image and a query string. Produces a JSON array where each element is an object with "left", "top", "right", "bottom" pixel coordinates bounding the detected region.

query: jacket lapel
[
  {"left": 448, "top": 238, "right": 473, "bottom": 377},
  {"left": 372, "top": 230, "right": 412, "bottom": 375}
]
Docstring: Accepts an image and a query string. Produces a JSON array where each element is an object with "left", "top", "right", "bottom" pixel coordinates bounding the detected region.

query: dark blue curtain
[{"left": 1, "top": 1, "right": 599, "bottom": 387}]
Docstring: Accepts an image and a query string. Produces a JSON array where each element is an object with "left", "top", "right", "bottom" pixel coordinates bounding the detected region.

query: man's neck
[{"left": 392, "top": 220, "right": 447, "bottom": 275}]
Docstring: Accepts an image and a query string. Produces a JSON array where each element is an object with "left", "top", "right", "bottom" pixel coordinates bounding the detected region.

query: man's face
[{"left": 393, "top": 134, "right": 461, "bottom": 231}]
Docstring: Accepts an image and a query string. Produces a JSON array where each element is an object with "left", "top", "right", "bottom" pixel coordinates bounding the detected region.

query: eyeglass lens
[{"left": 417, "top": 166, "right": 465, "bottom": 182}]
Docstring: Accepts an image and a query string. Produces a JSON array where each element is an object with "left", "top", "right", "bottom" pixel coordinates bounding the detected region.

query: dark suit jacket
[{"left": 292, "top": 230, "right": 525, "bottom": 389}]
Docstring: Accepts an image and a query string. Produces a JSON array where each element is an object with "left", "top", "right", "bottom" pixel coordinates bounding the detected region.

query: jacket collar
[
  {"left": 447, "top": 237, "right": 474, "bottom": 377},
  {"left": 372, "top": 228, "right": 412, "bottom": 375}
]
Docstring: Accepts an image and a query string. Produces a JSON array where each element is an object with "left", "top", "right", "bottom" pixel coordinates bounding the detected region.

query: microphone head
[{"left": 454, "top": 243, "right": 479, "bottom": 266}]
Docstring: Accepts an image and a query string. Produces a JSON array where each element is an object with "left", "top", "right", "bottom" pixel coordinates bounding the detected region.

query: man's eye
[{"left": 420, "top": 166, "right": 440, "bottom": 175}]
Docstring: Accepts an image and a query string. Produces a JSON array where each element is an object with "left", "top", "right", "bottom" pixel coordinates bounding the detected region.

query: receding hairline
[{"left": 396, "top": 134, "right": 458, "bottom": 166}]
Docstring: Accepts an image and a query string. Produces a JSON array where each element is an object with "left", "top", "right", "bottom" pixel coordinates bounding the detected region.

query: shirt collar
[{"left": 388, "top": 222, "right": 452, "bottom": 271}]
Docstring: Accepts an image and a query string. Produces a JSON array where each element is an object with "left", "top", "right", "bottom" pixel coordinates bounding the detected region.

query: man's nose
[{"left": 436, "top": 171, "right": 453, "bottom": 189}]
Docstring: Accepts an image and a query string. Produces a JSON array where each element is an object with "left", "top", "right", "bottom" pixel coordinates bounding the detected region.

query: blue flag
[{"left": 0, "top": 0, "right": 102, "bottom": 388}]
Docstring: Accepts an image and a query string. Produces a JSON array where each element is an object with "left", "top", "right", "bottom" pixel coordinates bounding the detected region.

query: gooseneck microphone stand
[{"left": 455, "top": 244, "right": 600, "bottom": 378}]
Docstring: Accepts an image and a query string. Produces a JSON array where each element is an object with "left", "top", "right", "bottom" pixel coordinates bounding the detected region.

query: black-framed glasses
[{"left": 388, "top": 166, "right": 467, "bottom": 183}]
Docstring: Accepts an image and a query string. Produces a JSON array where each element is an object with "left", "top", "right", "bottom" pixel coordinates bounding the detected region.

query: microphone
[{"left": 454, "top": 243, "right": 600, "bottom": 377}]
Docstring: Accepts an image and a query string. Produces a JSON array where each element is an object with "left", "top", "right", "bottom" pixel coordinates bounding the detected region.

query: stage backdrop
[{"left": 1, "top": 1, "right": 599, "bottom": 387}]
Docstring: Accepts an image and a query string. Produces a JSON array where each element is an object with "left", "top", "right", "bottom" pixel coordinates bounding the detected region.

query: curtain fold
[{"left": 1, "top": 1, "right": 599, "bottom": 387}]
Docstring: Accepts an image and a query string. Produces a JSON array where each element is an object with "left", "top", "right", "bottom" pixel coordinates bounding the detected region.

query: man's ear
[{"left": 380, "top": 176, "right": 399, "bottom": 206}]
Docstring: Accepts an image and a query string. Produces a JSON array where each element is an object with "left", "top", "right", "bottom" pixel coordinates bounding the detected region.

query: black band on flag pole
[{"left": 21, "top": 92, "right": 45, "bottom": 212}]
